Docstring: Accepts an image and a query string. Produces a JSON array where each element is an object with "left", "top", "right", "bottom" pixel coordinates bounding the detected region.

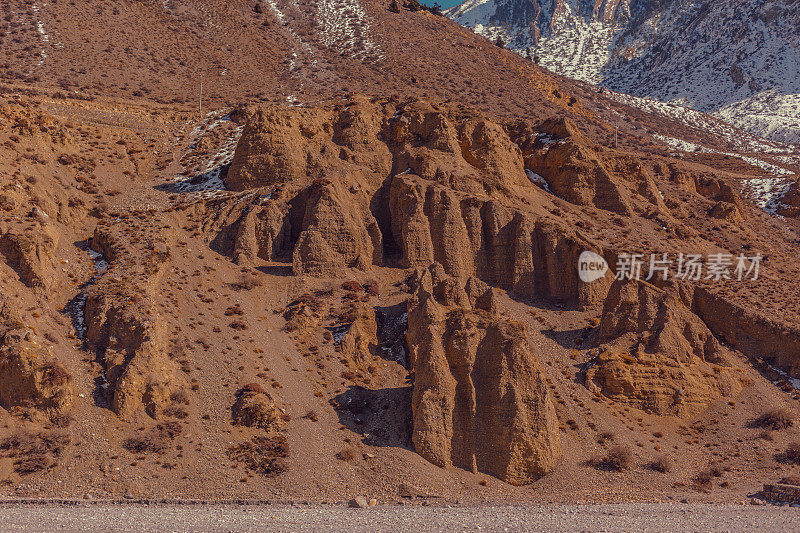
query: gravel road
[{"left": 0, "top": 503, "right": 796, "bottom": 532}]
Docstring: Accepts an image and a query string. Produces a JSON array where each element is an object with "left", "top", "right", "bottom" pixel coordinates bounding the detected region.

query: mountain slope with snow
[{"left": 447, "top": 0, "right": 800, "bottom": 144}]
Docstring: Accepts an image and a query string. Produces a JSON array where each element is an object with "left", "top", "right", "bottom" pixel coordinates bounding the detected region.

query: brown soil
[{"left": 0, "top": 0, "right": 798, "bottom": 506}]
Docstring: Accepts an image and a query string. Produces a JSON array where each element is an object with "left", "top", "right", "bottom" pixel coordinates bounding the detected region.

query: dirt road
[{"left": 0, "top": 502, "right": 796, "bottom": 532}]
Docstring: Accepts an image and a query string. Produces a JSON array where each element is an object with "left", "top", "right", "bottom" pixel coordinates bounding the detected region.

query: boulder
[
  {"left": 0, "top": 328, "right": 72, "bottom": 422},
  {"left": 0, "top": 225, "right": 58, "bottom": 289}
]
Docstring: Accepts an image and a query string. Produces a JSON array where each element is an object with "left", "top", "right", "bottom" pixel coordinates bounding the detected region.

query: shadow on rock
[{"left": 332, "top": 385, "right": 413, "bottom": 449}]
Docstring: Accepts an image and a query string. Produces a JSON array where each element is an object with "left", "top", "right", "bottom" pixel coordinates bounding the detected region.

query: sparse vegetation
[
  {"left": 753, "top": 408, "right": 794, "bottom": 430},
  {"left": 122, "top": 422, "right": 183, "bottom": 454},
  {"left": 229, "top": 273, "right": 262, "bottom": 291},
  {"left": 785, "top": 442, "right": 800, "bottom": 463},
  {"left": 779, "top": 475, "right": 800, "bottom": 486},
  {"left": 649, "top": 455, "right": 673, "bottom": 473},
  {"left": 0, "top": 430, "right": 70, "bottom": 475},
  {"left": 336, "top": 446, "right": 357, "bottom": 462},
  {"left": 590, "top": 445, "right": 632, "bottom": 471},
  {"left": 227, "top": 435, "right": 288, "bottom": 477}
]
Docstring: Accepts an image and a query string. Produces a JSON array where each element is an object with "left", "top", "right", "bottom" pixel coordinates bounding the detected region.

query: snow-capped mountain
[{"left": 447, "top": 0, "right": 800, "bottom": 144}]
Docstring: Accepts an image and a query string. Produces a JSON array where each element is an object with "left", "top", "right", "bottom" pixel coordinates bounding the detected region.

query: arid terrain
[{"left": 0, "top": 0, "right": 799, "bottom": 508}]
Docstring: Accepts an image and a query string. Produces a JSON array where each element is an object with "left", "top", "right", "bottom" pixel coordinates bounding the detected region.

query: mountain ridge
[{"left": 446, "top": 0, "right": 800, "bottom": 144}]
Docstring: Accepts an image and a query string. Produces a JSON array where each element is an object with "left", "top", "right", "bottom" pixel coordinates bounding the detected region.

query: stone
[{"left": 349, "top": 496, "right": 369, "bottom": 508}]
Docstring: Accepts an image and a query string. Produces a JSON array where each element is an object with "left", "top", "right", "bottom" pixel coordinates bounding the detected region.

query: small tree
[
  {"left": 253, "top": 2, "right": 263, "bottom": 13},
  {"left": 389, "top": 0, "right": 400, "bottom": 12},
  {"left": 494, "top": 35, "right": 505, "bottom": 48},
  {"left": 431, "top": 2, "right": 442, "bottom": 15},
  {"left": 404, "top": 0, "right": 424, "bottom": 12}
]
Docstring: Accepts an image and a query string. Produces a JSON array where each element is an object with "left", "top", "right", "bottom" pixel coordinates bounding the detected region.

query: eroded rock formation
[
  {"left": 517, "top": 117, "right": 666, "bottom": 216},
  {"left": 407, "top": 264, "right": 561, "bottom": 485},
  {"left": 209, "top": 98, "right": 614, "bottom": 309},
  {"left": 586, "top": 280, "right": 743, "bottom": 417},
  {"left": 0, "top": 299, "right": 72, "bottom": 422},
  {"left": 84, "top": 223, "right": 183, "bottom": 420}
]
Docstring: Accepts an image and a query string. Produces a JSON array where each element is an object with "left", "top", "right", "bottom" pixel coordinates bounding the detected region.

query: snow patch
[
  {"left": 316, "top": 0, "right": 382, "bottom": 61},
  {"left": 65, "top": 246, "right": 108, "bottom": 340},
  {"left": 525, "top": 170, "right": 550, "bottom": 192},
  {"left": 741, "top": 178, "right": 795, "bottom": 216}
]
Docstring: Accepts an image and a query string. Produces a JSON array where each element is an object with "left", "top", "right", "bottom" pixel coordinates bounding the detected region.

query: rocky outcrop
[
  {"left": 0, "top": 225, "right": 58, "bottom": 289},
  {"left": 339, "top": 303, "right": 378, "bottom": 368},
  {"left": 520, "top": 118, "right": 665, "bottom": 216},
  {"left": 776, "top": 178, "right": 800, "bottom": 218},
  {"left": 407, "top": 264, "right": 561, "bottom": 485},
  {"left": 218, "top": 99, "right": 621, "bottom": 309},
  {"left": 692, "top": 287, "right": 800, "bottom": 378},
  {"left": 390, "top": 173, "right": 611, "bottom": 309},
  {"left": 0, "top": 300, "right": 72, "bottom": 422},
  {"left": 586, "top": 280, "right": 742, "bottom": 417},
  {"left": 668, "top": 164, "right": 744, "bottom": 216},
  {"left": 85, "top": 224, "right": 182, "bottom": 420},
  {"left": 231, "top": 385, "right": 286, "bottom": 431},
  {"left": 291, "top": 179, "right": 383, "bottom": 276},
  {"left": 225, "top": 97, "right": 392, "bottom": 193}
]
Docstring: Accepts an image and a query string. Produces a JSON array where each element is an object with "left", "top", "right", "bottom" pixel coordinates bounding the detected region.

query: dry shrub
[
  {"left": 13, "top": 455, "right": 51, "bottom": 474},
  {"left": 0, "top": 430, "right": 70, "bottom": 475},
  {"left": 693, "top": 468, "right": 714, "bottom": 490},
  {"left": 303, "top": 410, "right": 319, "bottom": 422},
  {"left": 341, "top": 281, "right": 362, "bottom": 292},
  {"left": 231, "top": 389, "right": 283, "bottom": 431},
  {"left": 597, "top": 431, "right": 615, "bottom": 445},
  {"left": 226, "top": 435, "right": 287, "bottom": 477},
  {"left": 591, "top": 445, "right": 632, "bottom": 471},
  {"left": 170, "top": 389, "right": 190, "bottom": 406},
  {"left": 785, "top": 442, "right": 800, "bottom": 463},
  {"left": 228, "top": 320, "right": 248, "bottom": 331},
  {"left": 40, "top": 361, "right": 72, "bottom": 389},
  {"left": 229, "top": 273, "right": 262, "bottom": 291},
  {"left": 163, "top": 406, "right": 189, "bottom": 419},
  {"left": 753, "top": 408, "right": 794, "bottom": 430},
  {"left": 363, "top": 283, "right": 379, "bottom": 296},
  {"left": 237, "top": 383, "right": 265, "bottom": 396},
  {"left": 779, "top": 475, "right": 800, "bottom": 486},
  {"left": 649, "top": 455, "right": 673, "bottom": 473},
  {"left": 336, "top": 447, "right": 356, "bottom": 462},
  {"left": 122, "top": 422, "right": 182, "bottom": 454}
]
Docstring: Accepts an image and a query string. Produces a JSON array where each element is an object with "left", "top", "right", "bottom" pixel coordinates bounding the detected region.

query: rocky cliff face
[
  {"left": 214, "top": 98, "right": 617, "bottom": 310},
  {"left": 448, "top": 0, "right": 800, "bottom": 143},
  {"left": 406, "top": 264, "right": 562, "bottom": 484},
  {"left": 587, "top": 280, "right": 743, "bottom": 417}
]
